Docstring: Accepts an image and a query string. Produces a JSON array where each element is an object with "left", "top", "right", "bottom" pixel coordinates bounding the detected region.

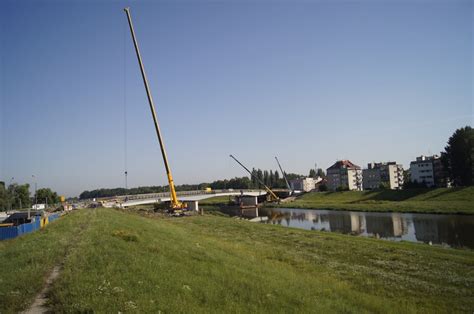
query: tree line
[
  {"left": 78, "top": 168, "right": 323, "bottom": 200},
  {"left": 0, "top": 182, "right": 60, "bottom": 211}
]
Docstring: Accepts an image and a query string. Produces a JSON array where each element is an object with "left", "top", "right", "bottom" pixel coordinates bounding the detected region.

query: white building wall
[
  {"left": 388, "top": 164, "right": 404, "bottom": 189},
  {"left": 363, "top": 163, "right": 404, "bottom": 190},
  {"left": 328, "top": 168, "right": 362, "bottom": 191},
  {"left": 410, "top": 161, "right": 435, "bottom": 187},
  {"left": 347, "top": 169, "right": 362, "bottom": 191},
  {"left": 290, "top": 177, "right": 321, "bottom": 192}
]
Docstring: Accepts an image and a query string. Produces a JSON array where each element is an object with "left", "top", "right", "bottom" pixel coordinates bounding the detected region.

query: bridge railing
[{"left": 95, "top": 189, "right": 265, "bottom": 202}]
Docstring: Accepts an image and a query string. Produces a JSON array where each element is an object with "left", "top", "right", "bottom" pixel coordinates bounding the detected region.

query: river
[{"left": 260, "top": 208, "right": 474, "bottom": 249}]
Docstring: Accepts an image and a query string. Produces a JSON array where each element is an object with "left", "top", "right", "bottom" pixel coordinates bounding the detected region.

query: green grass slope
[
  {"left": 1, "top": 208, "right": 473, "bottom": 312},
  {"left": 0, "top": 210, "right": 92, "bottom": 312},
  {"left": 282, "top": 187, "right": 474, "bottom": 214}
]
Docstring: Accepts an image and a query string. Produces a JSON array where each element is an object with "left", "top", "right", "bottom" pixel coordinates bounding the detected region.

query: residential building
[
  {"left": 326, "top": 160, "right": 362, "bottom": 191},
  {"left": 362, "top": 162, "right": 404, "bottom": 190},
  {"left": 409, "top": 155, "right": 449, "bottom": 187},
  {"left": 289, "top": 177, "right": 322, "bottom": 192}
]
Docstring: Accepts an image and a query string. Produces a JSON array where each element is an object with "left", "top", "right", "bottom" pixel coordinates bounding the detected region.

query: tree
[
  {"left": 309, "top": 169, "right": 316, "bottom": 178},
  {"left": 403, "top": 180, "right": 427, "bottom": 189},
  {"left": 257, "top": 169, "right": 263, "bottom": 184},
  {"left": 0, "top": 183, "right": 7, "bottom": 211},
  {"left": 316, "top": 168, "right": 326, "bottom": 178},
  {"left": 319, "top": 184, "right": 328, "bottom": 192},
  {"left": 274, "top": 170, "right": 280, "bottom": 188},
  {"left": 441, "top": 126, "right": 474, "bottom": 186},
  {"left": 9, "top": 184, "right": 31, "bottom": 209},
  {"left": 251, "top": 168, "right": 258, "bottom": 188},
  {"left": 263, "top": 170, "right": 269, "bottom": 186},
  {"left": 285, "top": 173, "right": 302, "bottom": 181},
  {"left": 35, "top": 188, "right": 59, "bottom": 206}
]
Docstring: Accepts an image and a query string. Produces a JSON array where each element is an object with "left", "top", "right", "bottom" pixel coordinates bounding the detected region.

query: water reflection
[{"left": 261, "top": 208, "right": 474, "bottom": 249}]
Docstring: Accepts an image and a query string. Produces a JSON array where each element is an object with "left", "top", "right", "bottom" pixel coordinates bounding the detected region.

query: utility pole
[
  {"left": 8, "top": 177, "right": 14, "bottom": 213},
  {"left": 125, "top": 171, "right": 128, "bottom": 190},
  {"left": 31, "top": 174, "right": 37, "bottom": 219}
]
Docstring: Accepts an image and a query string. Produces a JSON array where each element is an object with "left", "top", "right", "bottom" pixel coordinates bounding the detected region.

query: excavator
[{"left": 124, "top": 8, "right": 185, "bottom": 212}]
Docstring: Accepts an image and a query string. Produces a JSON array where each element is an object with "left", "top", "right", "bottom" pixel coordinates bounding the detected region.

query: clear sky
[{"left": 1, "top": 0, "right": 472, "bottom": 197}]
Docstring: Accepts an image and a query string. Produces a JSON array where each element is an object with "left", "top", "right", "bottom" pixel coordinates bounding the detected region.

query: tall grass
[
  {"left": 0, "top": 210, "right": 94, "bottom": 312},
  {"left": 1, "top": 208, "right": 473, "bottom": 312}
]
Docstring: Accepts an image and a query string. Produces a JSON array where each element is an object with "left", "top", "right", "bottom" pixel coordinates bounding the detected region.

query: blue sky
[{"left": 1, "top": 0, "right": 472, "bottom": 196}]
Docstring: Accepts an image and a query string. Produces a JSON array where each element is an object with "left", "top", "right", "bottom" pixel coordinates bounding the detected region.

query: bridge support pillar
[{"left": 187, "top": 201, "right": 199, "bottom": 212}]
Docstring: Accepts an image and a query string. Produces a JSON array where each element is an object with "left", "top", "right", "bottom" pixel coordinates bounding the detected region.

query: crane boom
[
  {"left": 275, "top": 156, "right": 292, "bottom": 192},
  {"left": 229, "top": 155, "right": 279, "bottom": 201},
  {"left": 124, "top": 7, "right": 181, "bottom": 209}
]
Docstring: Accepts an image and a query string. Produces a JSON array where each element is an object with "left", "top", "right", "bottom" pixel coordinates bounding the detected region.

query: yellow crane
[{"left": 124, "top": 7, "right": 183, "bottom": 210}]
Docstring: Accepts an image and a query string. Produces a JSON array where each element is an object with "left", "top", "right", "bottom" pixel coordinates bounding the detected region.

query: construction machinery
[
  {"left": 229, "top": 155, "right": 279, "bottom": 202},
  {"left": 275, "top": 156, "right": 293, "bottom": 195},
  {"left": 124, "top": 7, "right": 184, "bottom": 211}
]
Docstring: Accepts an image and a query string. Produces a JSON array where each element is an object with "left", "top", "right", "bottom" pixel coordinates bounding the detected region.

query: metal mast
[
  {"left": 275, "top": 156, "right": 292, "bottom": 193},
  {"left": 124, "top": 7, "right": 181, "bottom": 208},
  {"left": 229, "top": 155, "right": 279, "bottom": 201}
]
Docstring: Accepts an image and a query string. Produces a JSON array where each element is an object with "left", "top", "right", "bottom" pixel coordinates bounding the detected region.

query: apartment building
[
  {"left": 289, "top": 177, "right": 322, "bottom": 192},
  {"left": 327, "top": 160, "right": 362, "bottom": 191},
  {"left": 410, "top": 155, "right": 448, "bottom": 187},
  {"left": 362, "top": 162, "right": 404, "bottom": 190}
]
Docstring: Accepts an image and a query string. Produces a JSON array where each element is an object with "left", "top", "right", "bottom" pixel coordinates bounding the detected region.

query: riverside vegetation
[
  {"left": 276, "top": 187, "right": 474, "bottom": 214},
  {"left": 0, "top": 208, "right": 473, "bottom": 312}
]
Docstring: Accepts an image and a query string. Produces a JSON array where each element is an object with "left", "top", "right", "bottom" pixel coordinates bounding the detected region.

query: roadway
[{"left": 100, "top": 190, "right": 268, "bottom": 208}]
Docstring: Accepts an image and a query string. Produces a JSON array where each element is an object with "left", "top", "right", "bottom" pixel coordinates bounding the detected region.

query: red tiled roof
[{"left": 327, "top": 160, "right": 361, "bottom": 170}]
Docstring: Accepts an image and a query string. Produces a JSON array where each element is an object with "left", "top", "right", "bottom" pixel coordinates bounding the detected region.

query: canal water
[{"left": 260, "top": 208, "right": 474, "bottom": 249}]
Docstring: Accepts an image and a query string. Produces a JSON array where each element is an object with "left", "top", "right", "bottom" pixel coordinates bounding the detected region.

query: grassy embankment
[
  {"left": 1, "top": 208, "right": 473, "bottom": 312},
  {"left": 275, "top": 187, "right": 474, "bottom": 214}
]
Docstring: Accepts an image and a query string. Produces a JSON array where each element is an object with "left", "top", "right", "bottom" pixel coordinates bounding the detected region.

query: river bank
[{"left": 272, "top": 187, "right": 474, "bottom": 215}]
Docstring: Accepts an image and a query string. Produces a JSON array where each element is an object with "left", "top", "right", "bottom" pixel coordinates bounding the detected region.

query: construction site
[{"left": 1, "top": 3, "right": 473, "bottom": 313}]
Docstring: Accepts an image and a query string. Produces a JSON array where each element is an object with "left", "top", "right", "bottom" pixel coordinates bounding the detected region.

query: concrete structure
[
  {"left": 239, "top": 196, "right": 258, "bottom": 207},
  {"left": 410, "top": 155, "right": 448, "bottom": 187},
  {"left": 362, "top": 162, "right": 404, "bottom": 190},
  {"left": 120, "top": 190, "right": 266, "bottom": 207},
  {"left": 289, "top": 177, "right": 322, "bottom": 192},
  {"left": 186, "top": 201, "right": 199, "bottom": 212},
  {"left": 326, "top": 160, "right": 362, "bottom": 191}
]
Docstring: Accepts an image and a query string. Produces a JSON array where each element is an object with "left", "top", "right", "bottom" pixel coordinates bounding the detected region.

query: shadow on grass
[
  {"left": 354, "top": 189, "right": 432, "bottom": 203},
  {"left": 423, "top": 187, "right": 466, "bottom": 200}
]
